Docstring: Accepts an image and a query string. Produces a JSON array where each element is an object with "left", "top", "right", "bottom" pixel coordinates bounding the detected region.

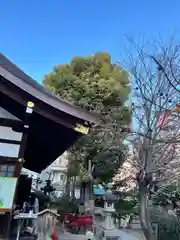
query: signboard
[
  {"left": 0, "top": 177, "right": 17, "bottom": 210},
  {"left": 93, "top": 184, "right": 105, "bottom": 195},
  {"left": 74, "top": 124, "right": 89, "bottom": 134}
]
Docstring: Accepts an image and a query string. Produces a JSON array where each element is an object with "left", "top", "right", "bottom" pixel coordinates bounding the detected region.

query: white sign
[{"left": 0, "top": 177, "right": 17, "bottom": 210}]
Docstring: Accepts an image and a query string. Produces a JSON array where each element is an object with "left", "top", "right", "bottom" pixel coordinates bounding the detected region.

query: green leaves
[
  {"left": 114, "top": 191, "right": 139, "bottom": 218},
  {"left": 44, "top": 52, "right": 130, "bottom": 111},
  {"left": 152, "top": 184, "right": 180, "bottom": 207},
  {"left": 43, "top": 52, "right": 131, "bottom": 183},
  {"left": 51, "top": 195, "right": 78, "bottom": 214}
]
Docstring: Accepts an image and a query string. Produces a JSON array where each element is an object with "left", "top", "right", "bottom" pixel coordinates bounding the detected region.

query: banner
[
  {"left": 0, "top": 177, "right": 17, "bottom": 210},
  {"left": 93, "top": 184, "right": 105, "bottom": 195}
]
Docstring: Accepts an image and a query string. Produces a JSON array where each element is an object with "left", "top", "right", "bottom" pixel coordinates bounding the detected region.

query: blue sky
[{"left": 1, "top": 0, "right": 180, "bottom": 82}]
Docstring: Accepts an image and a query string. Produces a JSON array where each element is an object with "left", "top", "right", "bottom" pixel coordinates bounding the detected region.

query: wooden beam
[
  {"left": 0, "top": 117, "right": 22, "bottom": 128},
  {"left": 0, "top": 139, "right": 21, "bottom": 145},
  {"left": 0, "top": 157, "right": 18, "bottom": 164},
  {"left": 0, "top": 78, "right": 88, "bottom": 129}
]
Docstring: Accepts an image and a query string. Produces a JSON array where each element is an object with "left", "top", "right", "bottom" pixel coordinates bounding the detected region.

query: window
[{"left": 0, "top": 164, "right": 15, "bottom": 177}]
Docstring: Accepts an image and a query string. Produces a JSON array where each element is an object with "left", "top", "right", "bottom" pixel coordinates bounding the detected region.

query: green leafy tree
[
  {"left": 151, "top": 184, "right": 180, "bottom": 240},
  {"left": 43, "top": 52, "right": 131, "bottom": 184},
  {"left": 152, "top": 184, "right": 180, "bottom": 209},
  {"left": 149, "top": 205, "right": 179, "bottom": 240},
  {"left": 114, "top": 193, "right": 138, "bottom": 218}
]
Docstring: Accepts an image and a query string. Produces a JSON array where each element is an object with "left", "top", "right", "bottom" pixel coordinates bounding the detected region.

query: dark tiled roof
[
  {"left": 0, "top": 53, "right": 99, "bottom": 172},
  {"left": 0, "top": 53, "right": 98, "bottom": 123}
]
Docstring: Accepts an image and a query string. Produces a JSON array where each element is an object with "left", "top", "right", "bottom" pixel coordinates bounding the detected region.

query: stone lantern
[{"left": 99, "top": 184, "right": 121, "bottom": 240}]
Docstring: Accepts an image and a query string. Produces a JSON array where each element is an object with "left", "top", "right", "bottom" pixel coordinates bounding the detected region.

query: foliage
[
  {"left": 152, "top": 184, "right": 180, "bottom": 208},
  {"left": 113, "top": 190, "right": 138, "bottom": 218},
  {"left": 114, "top": 198, "right": 138, "bottom": 218},
  {"left": 51, "top": 195, "right": 78, "bottom": 214},
  {"left": 44, "top": 52, "right": 131, "bottom": 183},
  {"left": 149, "top": 205, "right": 179, "bottom": 240},
  {"left": 44, "top": 53, "right": 130, "bottom": 111}
]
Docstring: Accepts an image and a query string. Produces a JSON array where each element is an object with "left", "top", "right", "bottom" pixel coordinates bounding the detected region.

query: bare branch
[{"left": 121, "top": 37, "right": 180, "bottom": 187}]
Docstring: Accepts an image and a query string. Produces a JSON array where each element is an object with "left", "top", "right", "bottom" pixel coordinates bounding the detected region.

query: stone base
[
  {"left": 99, "top": 228, "right": 121, "bottom": 239},
  {"left": 129, "top": 215, "right": 141, "bottom": 229}
]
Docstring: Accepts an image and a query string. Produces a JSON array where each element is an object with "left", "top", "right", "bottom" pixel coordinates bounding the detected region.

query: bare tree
[
  {"left": 122, "top": 39, "right": 180, "bottom": 240},
  {"left": 151, "top": 43, "right": 180, "bottom": 93}
]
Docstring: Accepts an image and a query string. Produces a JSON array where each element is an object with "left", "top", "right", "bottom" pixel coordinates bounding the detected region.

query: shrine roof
[{"left": 0, "top": 53, "right": 99, "bottom": 172}]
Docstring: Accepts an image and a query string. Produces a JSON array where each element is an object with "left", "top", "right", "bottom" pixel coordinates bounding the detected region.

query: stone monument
[{"left": 99, "top": 183, "right": 121, "bottom": 240}]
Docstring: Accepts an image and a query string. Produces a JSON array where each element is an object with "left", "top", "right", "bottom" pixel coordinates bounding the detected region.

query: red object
[
  {"left": 176, "top": 104, "right": 180, "bottom": 112},
  {"left": 64, "top": 213, "right": 93, "bottom": 230},
  {"left": 64, "top": 212, "right": 77, "bottom": 224},
  {"left": 156, "top": 111, "right": 169, "bottom": 129},
  {"left": 51, "top": 226, "right": 57, "bottom": 240},
  {"left": 77, "top": 215, "right": 92, "bottom": 220},
  {"left": 75, "top": 218, "right": 93, "bottom": 227}
]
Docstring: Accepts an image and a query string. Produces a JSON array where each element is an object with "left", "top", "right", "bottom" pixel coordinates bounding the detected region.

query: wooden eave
[{"left": 0, "top": 53, "right": 99, "bottom": 172}]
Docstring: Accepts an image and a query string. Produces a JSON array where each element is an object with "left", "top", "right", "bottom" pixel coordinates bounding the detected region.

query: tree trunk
[
  {"left": 80, "top": 182, "right": 86, "bottom": 202},
  {"left": 65, "top": 176, "right": 71, "bottom": 197},
  {"left": 88, "top": 160, "right": 93, "bottom": 200},
  {"left": 139, "top": 187, "right": 155, "bottom": 240},
  {"left": 72, "top": 176, "right": 76, "bottom": 199}
]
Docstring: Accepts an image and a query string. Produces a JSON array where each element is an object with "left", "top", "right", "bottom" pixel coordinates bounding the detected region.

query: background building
[
  {"left": 40, "top": 152, "right": 68, "bottom": 197},
  {"left": 21, "top": 168, "right": 39, "bottom": 191}
]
